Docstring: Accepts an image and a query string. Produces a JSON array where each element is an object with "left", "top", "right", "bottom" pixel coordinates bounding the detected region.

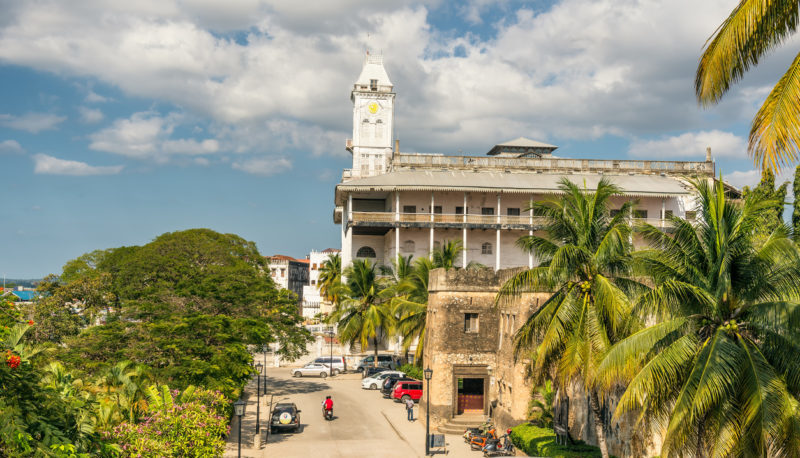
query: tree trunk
[
  {"left": 589, "top": 390, "right": 610, "bottom": 458},
  {"left": 373, "top": 336, "right": 379, "bottom": 367}
]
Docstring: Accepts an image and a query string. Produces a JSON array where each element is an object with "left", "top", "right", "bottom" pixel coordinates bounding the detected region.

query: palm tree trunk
[
  {"left": 589, "top": 390, "right": 610, "bottom": 458},
  {"left": 373, "top": 335, "right": 379, "bottom": 367}
]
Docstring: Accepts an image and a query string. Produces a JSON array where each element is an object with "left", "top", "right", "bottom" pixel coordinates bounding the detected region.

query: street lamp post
[
  {"left": 424, "top": 367, "right": 433, "bottom": 456},
  {"left": 233, "top": 399, "right": 246, "bottom": 458},
  {"left": 255, "top": 362, "right": 263, "bottom": 434}
]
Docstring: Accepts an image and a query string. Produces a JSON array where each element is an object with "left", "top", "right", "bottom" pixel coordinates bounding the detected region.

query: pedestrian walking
[{"left": 405, "top": 397, "right": 414, "bottom": 421}]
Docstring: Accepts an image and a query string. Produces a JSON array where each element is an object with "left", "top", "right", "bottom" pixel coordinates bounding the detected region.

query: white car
[
  {"left": 361, "top": 370, "right": 405, "bottom": 390},
  {"left": 292, "top": 363, "right": 331, "bottom": 378}
]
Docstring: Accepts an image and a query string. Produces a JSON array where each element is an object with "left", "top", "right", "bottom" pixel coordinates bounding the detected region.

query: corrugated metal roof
[
  {"left": 11, "top": 291, "right": 37, "bottom": 301},
  {"left": 336, "top": 170, "right": 691, "bottom": 204},
  {"left": 355, "top": 54, "right": 392, "bottom": 88},
  {"left": 495, "top": 137, "right": 557, "bottom": 149}
]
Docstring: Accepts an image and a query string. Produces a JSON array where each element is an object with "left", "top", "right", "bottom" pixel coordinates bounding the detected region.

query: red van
[{"left": 392, "top": 380, "right": 423, "bottom": 403}]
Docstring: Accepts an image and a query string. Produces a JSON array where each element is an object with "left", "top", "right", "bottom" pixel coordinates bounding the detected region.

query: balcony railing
[{"left": 349, "top": 211, "right": 675, "bottom": 228}]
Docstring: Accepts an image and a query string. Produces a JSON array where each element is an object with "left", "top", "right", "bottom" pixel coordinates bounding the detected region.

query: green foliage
[
  {"left": 510, "top": 423, "right": 605, "bottom": 458},
  {"left": 528, "top": 380, "right": 555, "bottom": 428},
  {"left": 107, "top": 386, "right": 228, "bottom": 457},
  {"left": 399, "top": 364, "right": 423, "bottom": 380},
  {"left": 741, "top": 168, "right": 788, "bottom": 244},
  {"left": 794, "top": 165, "right": 800, "bottom": 239},
  {"left": 601, "top": 178, "right": 800, "bottom": 456}
]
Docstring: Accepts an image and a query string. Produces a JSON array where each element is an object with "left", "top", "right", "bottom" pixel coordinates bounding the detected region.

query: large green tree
[
  {"left": 696, "top": 1, "right": 800, "bottom": 171},
  {"left": 330, "top": 259, "right": 393, "bottom": 366},
  {"left": 742, "top": 168, "right": 788, "bottom": 244},
  {"left": 600, "top": 179, "right": 800, "bottom": 457},
  {"left": 318, "top": 253, "right": 342, "bottom": 311},
  {"left": 497, "top": 178, "right": 643, "bottom": 458}
]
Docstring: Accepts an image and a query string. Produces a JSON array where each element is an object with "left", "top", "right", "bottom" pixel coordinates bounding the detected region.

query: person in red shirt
[{"left": 322, "top": 395, "right": 333, "bottom": 419}]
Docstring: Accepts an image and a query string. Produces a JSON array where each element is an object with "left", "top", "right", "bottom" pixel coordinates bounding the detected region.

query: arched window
[
  {"left": 356, "top": 246, "right": 376, "bottom": 258},
  {"left": 482, "top": 242, "right": 492, "bottom": 255},
  {"left": 403, "top": 240, "right": 415, "bottom": 253}
]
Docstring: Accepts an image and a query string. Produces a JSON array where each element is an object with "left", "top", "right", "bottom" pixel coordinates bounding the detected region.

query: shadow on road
[
  {"left": 267, "top": 424, "right": 309, "bottom": 444},
  {"left": 265, "top": 375, "right": 328, "bottom": 396}
]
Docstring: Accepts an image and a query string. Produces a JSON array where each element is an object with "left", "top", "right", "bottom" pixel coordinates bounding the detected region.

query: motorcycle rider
[{"left": 322, "top": 395, "right": 333, "bottom": 419}]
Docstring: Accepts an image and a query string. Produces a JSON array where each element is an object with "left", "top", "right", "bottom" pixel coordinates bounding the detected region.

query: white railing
[{"left": 349, "top": 211, "right": 675, "bottom": 228}]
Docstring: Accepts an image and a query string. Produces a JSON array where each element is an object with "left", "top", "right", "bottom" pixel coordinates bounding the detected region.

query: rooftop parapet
[{"left": 392, "top": 153, "right": 714, "bottom": 177}]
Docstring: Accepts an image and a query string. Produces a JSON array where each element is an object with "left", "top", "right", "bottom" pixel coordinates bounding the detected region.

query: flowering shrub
[
  {"left": 5, "top": 351, "right": 20, "bottom": 369},
  {"left": 108, "top": 387, "right": 229, "bottom": 457}
]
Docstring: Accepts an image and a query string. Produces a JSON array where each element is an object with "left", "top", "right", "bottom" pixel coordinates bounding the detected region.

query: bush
[
  {"left": 510, "top": 423, "right": 606, "bottom": 457},
  {"left": 399, "top": 364, "right": 422, "bottom": 380},
  {"left": 107, "top": 386, "right": 229, "bottom": 457}
]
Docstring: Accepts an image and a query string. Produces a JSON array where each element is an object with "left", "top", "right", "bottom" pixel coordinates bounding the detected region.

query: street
[{"left": 225, "top": 367, "right": 477, "bottom": 458}]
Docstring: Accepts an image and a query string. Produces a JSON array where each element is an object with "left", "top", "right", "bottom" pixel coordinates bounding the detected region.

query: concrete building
[
  {"left": 334, "top": 54, "right": 716, "bottom": 271},
  {"left": 268, "top": 255, "right": 309, "bottom": 307},
  {"left": 302, "top": 248, "right": 340, "bottom": 320},
  {"left": 422, "top": 267, "right": 659, "bottom": 457}
]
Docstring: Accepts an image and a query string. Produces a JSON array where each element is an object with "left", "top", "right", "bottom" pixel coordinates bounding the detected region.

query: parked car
[
  {"left": 362, "top": 366, "right": 388, "bottom": 379},
  {"left": 313, "top": 356, "right": 347, "bottom": 375},
  {"left": 270, "top": 402, "right": 301, "bottom": 433},
  {"left": 291, "top": 363, "right": 331, "bottom": 378},
  {"left": 392, "top": 380, "right": 423, "bottom": 403},
  {"left": 356, "top": 354, "right": 401, "bottom": 374},
  {"left": 361, "top": 370, "right": 405, "bottom": 390},
  {"left": 381, "top": 375, "right": 414, "bottom": 397}
]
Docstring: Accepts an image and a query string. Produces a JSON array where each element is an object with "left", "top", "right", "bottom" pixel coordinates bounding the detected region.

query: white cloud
[
  {"left": 0, "top": 112, "right": 66, "bottom": 133},
  {"left": 628, "top": 130, "right": 746, "bottom": 159},
  {"left": 85, "top": 90, "right": 111, "bottom": 103},
  {"left": 33, "top": 153, "right": 123, "bottom": 176},
  {"left": 78, "top": 106, "right": 104, "bottom": 123},
  {"left": 0, "top": 0, "right": 790, "bottom": 158},
  {"left": 0, "top": 139, "right": 24, "bottom": 154},
  {"left": 89, "top": 111, "right": 218, "bottom": 162},
  {"left": 231, "top": 156, "right": 292, "bottom": 176}
]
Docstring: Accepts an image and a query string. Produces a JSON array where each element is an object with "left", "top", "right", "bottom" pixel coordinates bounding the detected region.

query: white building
[
  {"left": 302, "top": 248, "right": 340, "bottom": 320},
  {"left": 334, "top": 53, "right": 717, "bottom": 270},
  {"left": 267, "top": 255, "right": 309, "bottom": 311}
]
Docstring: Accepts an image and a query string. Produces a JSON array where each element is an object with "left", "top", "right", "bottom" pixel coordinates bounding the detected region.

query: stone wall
[{"left": 421, "top": 267, "right": 663, "bottom": 457}]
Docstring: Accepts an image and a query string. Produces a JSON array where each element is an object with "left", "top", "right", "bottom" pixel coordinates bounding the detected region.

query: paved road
[{"left": 225, "top": 367, "right": 477, "bottom": 458}]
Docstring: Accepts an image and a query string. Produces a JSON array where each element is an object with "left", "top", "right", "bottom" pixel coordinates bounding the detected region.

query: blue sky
[{"left": 0, "top": 0, "right": 794, "bottom": 278}]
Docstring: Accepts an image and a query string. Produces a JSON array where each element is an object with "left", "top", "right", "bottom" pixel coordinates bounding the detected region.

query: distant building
[
  {"left": 267, "top": 255, "right": 309, "bottom": 308},
  {"left": 302, "top": 248, "right": 341, "bottom": 320},
  {"left": 334, "top": 53, "right": 717, "bottom": 271}
]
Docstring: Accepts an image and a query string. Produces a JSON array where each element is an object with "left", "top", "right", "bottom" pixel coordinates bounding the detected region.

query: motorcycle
[
  {"left": 482, "top": 430, "right": 514, "bottom": 457},
  {"left": 463, "top": 419, "right": 494, "bottom": 443},
  {"left": 469, "top": 427, "right": 497, "bottom": 451},
  {"left": 322, "top": 406, "right": 333, "bottom": 421}
]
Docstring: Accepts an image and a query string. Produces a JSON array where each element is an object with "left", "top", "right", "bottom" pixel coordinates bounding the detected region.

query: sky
[{"left": 0, "top": 0, "right": 797, "bottom": 278}]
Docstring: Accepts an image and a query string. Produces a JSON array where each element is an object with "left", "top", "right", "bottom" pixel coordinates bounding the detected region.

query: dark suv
[
  {"left": 357, "top": 354, "right": 401, "bottom": 374},
  {"left": 381, "top": 375, "right": 414, "bottom": 398},
  {"left": 270, "top": 402, "right": 301, "bottom": 433}
]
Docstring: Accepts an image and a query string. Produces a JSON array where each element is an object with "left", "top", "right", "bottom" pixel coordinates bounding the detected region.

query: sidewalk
[
  {"left": 223, "top": 375, "right": 263, "bottom": 458},
  {"left": 378, "top": 399, "right": 477, "bottom": 458}
]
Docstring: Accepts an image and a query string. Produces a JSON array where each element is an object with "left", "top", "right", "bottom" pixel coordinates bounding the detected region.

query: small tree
[{"left": 527, "top": 380, "right": 555, "bottom": 428}]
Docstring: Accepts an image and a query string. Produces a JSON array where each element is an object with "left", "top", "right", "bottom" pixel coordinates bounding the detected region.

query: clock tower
[{"left": 347, "top": 52, "right": 395, "bottom": 178}]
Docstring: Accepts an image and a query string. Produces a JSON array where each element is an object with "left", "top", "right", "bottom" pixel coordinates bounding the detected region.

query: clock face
[{"left": 368, "top": 102, "right": 379, "bottom": 114}]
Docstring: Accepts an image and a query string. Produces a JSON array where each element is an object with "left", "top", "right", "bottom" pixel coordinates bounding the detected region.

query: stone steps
[{"left": 437, "top": 415, "right": 488, "bottom": 435}]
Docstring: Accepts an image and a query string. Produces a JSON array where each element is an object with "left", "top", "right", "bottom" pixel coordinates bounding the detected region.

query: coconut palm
[
  {"left": 496, "top": 177, "right": 643, "bottom": 458},
  {"left": 432, "top": 239, "right": 463, "bottom": 269},
  {"left": 600, "top": 179, "right": 800, "bottom": 457},
  {"left": 696, "top": 2, "right": 800, "bottom": 171},
  {"left": 392, "top": 257, "right": 434, "bottom": 365},
  {"left": 329, "top": 259, "right": 394, "bottom": 366},
  {"left": 318, "top": 253, "right": 342, "bottom": 308}
]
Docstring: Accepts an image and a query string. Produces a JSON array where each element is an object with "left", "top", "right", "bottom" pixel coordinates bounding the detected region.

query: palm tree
[
  {"left": 432, "top": 239, "right": 463, "bottom": 269},
  {"left": 600, "top": 179, "right": 800, "bottom": 457},
  {"left": 696, "top": 3, "right": 800, "bottom": 171},
  {"left": 329, "top": 259, "right": 394, "bottom": 366},
  {"left": 496, "top": 177, "right": 643, "bottom": 458},
  {"left": 318, "top": 253, "right": 342, "bottom": 310},
  {"left": 392, "top": 257, "right": 434, "bottom": 365}
]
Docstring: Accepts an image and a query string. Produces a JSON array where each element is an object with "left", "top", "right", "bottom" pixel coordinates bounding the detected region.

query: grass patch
[{"left": 510, "top": 423, "right": 607, "bottom": 457}]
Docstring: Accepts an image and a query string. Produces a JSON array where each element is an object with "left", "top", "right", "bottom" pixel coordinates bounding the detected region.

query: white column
[
  {"left": 395, "top": 192, "right": 400, "bottom": 260},
  {"left": 348, "top": 194, "right": 353, "bottom": 223},
  {"left": 463, "top": 192, "right": 468, "bottom": 268},
  {"left": 496, "top": 193, "right": 501, "bottom": 271},
  {"left": 430, "top": 192, "right": 435, "bottom": 259},
  {"left": 529, "top": 194, "right": 534, "bottom": 269},
  {"left": 661, "top": 197, "right": 666, "bottom": 229}
]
